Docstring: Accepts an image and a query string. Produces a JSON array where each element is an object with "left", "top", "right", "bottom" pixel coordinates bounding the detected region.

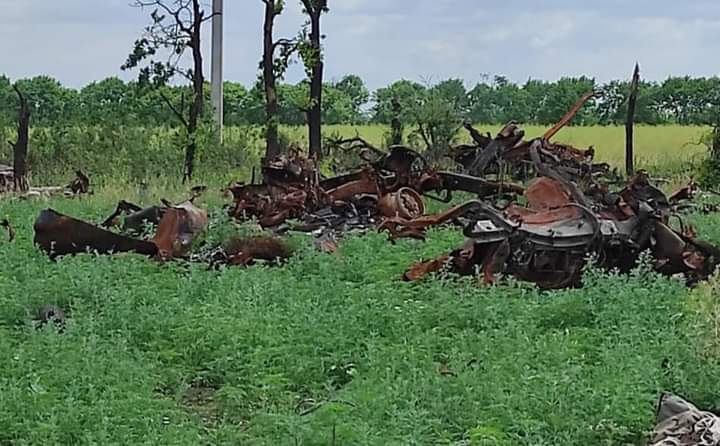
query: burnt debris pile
[{"left": 24, "top": 92, "right": 720, "bottom": 288}]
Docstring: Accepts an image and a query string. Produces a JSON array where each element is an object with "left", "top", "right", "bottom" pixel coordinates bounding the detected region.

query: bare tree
[
  {"left": 122, "top": 0, "right": 213, "bottom": 183},
  {"left": 299, "top": 0, "right": 328, "bottom": 159},
  {"left": 261, "top": 0, "right": 298, "bottom": 163},
  {"left": 626, "top": 63, "right": 640, "bottom": 177},
  {"left": 9, "top": 85, "right": 30, "bottom": 192},
  {"left": 390, "top": 96, "right": 403, "bottom": 146}
]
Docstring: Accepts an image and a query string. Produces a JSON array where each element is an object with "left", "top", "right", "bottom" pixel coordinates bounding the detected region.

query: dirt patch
[{"left": 182, "top": 383, "right": 221, "bottom": 427}]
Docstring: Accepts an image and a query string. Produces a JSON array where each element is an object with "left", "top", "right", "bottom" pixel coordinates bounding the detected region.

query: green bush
[{"left": 0, "top": 125, "right": 262, "bottom": 185}]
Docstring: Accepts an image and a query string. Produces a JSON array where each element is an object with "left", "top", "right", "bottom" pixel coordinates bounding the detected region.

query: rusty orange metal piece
[
  {"left": 153, "top": 201, "right": 208, "bottom": 259},
  {"left": 543, "top": 91, "right": 598, "bottom": 141},
  {"left": 378, "top": 187, "right": 425, "bottom": 219},
  {"left": 403, "top": 255, "right": 451, "bottom": 281}
]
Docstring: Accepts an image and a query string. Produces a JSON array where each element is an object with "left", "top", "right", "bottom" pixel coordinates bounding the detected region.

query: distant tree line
[{"left": 2, "top": 73, "right": 720, "bottom": 129}]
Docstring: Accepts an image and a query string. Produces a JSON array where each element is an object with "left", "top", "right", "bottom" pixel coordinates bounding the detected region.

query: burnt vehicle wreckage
[
  {"left": 387, "top": 143, "right": 718, "bottom": 289},
  {"left": 26, "top": 92, "right": 720, "bottom": 288}
]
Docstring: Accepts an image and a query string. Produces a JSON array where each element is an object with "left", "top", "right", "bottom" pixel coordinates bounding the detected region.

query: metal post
[{"left": 211, "top": 0, "right": 224, "bottom": 143}]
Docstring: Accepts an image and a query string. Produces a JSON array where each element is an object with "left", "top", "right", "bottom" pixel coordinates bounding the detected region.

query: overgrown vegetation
[
  {"left": 0, "top": 125, "right": 258, "bottom": 185},
  {"left": 1, "top": 190, "right": 720, "bottom": 445},
  {"left": 699, "top": 125, "right": 720, "bottom": 185},
  {"left": 0, "top": 124, "right": 707, "bottom": 184}
]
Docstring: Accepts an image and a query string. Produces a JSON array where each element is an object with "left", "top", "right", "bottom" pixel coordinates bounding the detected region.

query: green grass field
[
  {"left": 2, "top": 186, "right": 720, "bottom": 445},
  {"left": 0, "top": 125, "right": 709, "bottom": 185}
]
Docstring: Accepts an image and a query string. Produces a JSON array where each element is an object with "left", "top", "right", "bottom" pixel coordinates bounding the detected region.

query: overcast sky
[{"left": 1, "top": 0, "right": 720, "bottom": 90}]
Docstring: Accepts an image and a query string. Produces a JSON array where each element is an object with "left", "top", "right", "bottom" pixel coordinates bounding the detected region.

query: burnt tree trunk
[
  {"left": 11, "top": 85, "right": 29, "bottom": 192},
  {"left": 301, "top": 0, "right": 326, "bottom": 159},
  {"left": 625, "top": 63, "right": 640, "bottom": 177},
  {"left": 262, "top": 0, "right": 281, "bottom": 162},
  {"left": 390, "top": 96, "right": 403, "bottom": 146},
  {"left": 184, "top": 0, "right": 205, "bottom": 183},
  {"left": 307, "top": 12, "right": 323, "bottom": 159}
]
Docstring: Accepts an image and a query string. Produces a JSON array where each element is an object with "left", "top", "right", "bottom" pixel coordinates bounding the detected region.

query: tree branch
[
  {"left": 273, "top": 38, "right": 298, "bottom": 52},
  {"left": 326, "top": 136, "right": 386, "bottom": 158},
  {"left": 136, "top": 0, "right": 194, "bottom": 34},
  {"left": 160, "top": 92, "right": 189, "bottom": 128},
  {"left": 200, "top": 12, "right": 220, "bottom": 23}
]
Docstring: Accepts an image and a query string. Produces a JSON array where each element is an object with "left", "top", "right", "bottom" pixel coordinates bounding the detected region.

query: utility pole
[{"left": 211, "top": 0, "right": 224, "bottom": 143}]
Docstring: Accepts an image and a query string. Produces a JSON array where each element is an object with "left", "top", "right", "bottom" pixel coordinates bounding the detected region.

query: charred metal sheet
[
  {"left": 668, "top": 180, "right": 699, "bottom": 203},
  {"left": 34, "top": 209, "right": 158, "bottom": 259},
  {"left": 467, "top": 122, "right": 525, "bottom": 176},
  {"left": 450, "top": 93, "right": 609, "bottom": 182},
  {"left": 101, "top": 200, "right": 166, "bottom": 234},
  {"left": 326, "top": 168, "right": 378, "bottom": 201},
  {"left": 200, "top": 236, "right": 294, "bottom": 268},
  {"left": 153, "top": 201, "right": 208, "bottom": 259},
  {"left": 650, "top": 393, "right": 720, "bottom": 446},
  {"left": 379, "top": 201, "right": 490, "bottom": 242},
  {"left": 435, "top": 172, "right": 524, "bottom": 198},
  {"left": 224, "top": 236, "right": 293, "bottom": 266},
  {"left": 403, "top": 255, "right": 451, "bottom": 281},
  {"left": 67, "top": 170, "right": 90, "bottom": 195}
]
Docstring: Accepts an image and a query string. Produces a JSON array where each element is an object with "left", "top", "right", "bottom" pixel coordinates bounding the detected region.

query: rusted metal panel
[
  {"left": 34, "top": 209, "right": 158, "bottom": 259},
  {"left": 153, "top": 201, "right": 208, "bottom": 259}
]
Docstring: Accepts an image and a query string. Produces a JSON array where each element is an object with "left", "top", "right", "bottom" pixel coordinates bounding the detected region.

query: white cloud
[{"left": 1, "top": 0, "right": 719, "bottom": 90}]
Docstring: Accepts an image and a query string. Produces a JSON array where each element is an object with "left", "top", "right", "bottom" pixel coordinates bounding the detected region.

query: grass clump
[{"left": 1, "top": 188, "right": 720, "bottom": 444}]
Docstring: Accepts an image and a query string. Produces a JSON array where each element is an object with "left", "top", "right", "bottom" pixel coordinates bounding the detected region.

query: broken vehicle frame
[{"left": 390, "top": 140, "right": 720, "bottom": 289}]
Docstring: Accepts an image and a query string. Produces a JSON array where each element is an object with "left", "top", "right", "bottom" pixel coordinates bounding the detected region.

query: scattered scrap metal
[
  {"left": 227, "top": 147, "right": 521, "bottom": 232},
  {"left": 32, "top": 193, "right": 292, "bottom": 268},
  {"left": 0, "top": 164, "right": 12, "bottom": 191},
  {"left": 1, "top": 168, "right": 91, "bottom": 198},
  {"left": 201, "top": 236, "right": 294, "bottom": 268},
  {"left": 34, "top": 197, "right": 208, "bottom": 261},
  {"left": 451, "top": 93, "right": 614, "bottom": 181},
  {"left": 650, "top": 393, "right": 720, "bottom": 446},
  {"left": 387, "top": 142, "right": 718, "bottom": 289},
  {"left": 34, "top": 208, "right": 159, "bottom": 259},
  {"left": 101, "top": 200, "right": 167, "bottom": 234},
  {"left": 25, "top": 91, "right": 720, "bottom": 289}
]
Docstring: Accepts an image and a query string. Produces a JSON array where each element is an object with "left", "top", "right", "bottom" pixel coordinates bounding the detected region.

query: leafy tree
[
  {"left": 371, "top": 80, "right": 426, "bottom": 124},
  {"left": 432, "top": 79, "right": 468, "bottom": 115},
  {"left": 122, "top": 0, "right": 213, "bottom": 182},
  {"left": 4, "top": 73, "right": 720, "bottom": 129},
  {"left": 408, "top": 87, "right": 461, "bottom": 162},
  {"left": 334, "top": 74, "right": 369, "bottom": 123},
  {"left": 223, "top": 82, "right": 250, "bottom": 126},
  {"left": 537, "top": 76, "right": 597, "bottom": 125},
  {"left": 322, "top": 84, "right": 355, "bottom": 124},
  {"left": 279, "top": 82, "right": 310, "bottom": 125},
  {"left": 78, "top": 78, "right": 133, "bottom": 126},
  {"left": 467, "top": 82, "right": 497, "bottom": 124},
  {"left": 0, "top": 76, "right": 15, "bottom": 128},
  {"left": 13, "top": 76, "right": 77, "bottom": 126}
]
